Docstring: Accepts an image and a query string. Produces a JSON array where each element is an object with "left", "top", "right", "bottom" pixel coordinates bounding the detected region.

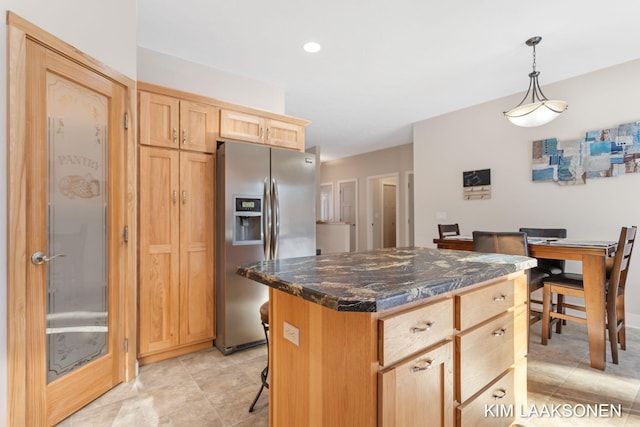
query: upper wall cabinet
[
  {"left": 138, "top": 82, "right": 309, "bottom": 153},
  {"left": 220, "top": 109, "right": 306, "bottom": 151},
  {"left": 139, "top": 91, "right": 218, "bottom": 153}
]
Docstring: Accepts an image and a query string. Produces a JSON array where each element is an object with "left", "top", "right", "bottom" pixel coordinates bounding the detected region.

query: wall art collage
[{"left": 531, "top": 121, "right": 640, "bottom": 185}]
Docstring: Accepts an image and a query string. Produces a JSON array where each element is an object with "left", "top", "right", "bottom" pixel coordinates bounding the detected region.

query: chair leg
[
  {"left": 541, "top": 285, "right": 551, "bottom": 345},
  {"left": 249, "top": 322, "right": 270, "bottom": 413},
  {"left": 618, "top": 297, "right": 626, "bottom": 351},
  {"left": 555, "top": 294, "right": 564, "bottom": 334},
  {"left": 607, "top": 302, "right": 620, "bottom": 365},
  {"left": 619, "top": 323, "right": 626, "bottom": 352},
  {"left": 249, "top": 381, "right": 266, "bottom": 413}
]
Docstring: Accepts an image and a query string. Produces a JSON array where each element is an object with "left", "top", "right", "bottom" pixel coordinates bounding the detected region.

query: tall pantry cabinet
[{"left": 138, "top": 87, "right": 217, "bottom": 365}]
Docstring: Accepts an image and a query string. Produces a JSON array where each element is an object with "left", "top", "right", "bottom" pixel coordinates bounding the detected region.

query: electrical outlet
[
  {"left": 283, "top": 321, "right": 300, "bottom": 346},
  {"left": 436, "top": 211, "right": 448, "bottom": 220}
]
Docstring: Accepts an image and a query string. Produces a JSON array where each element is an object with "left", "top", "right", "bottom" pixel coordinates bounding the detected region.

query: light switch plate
[{"left": 283, "top": 321, "right": 300, "bottom": 346}]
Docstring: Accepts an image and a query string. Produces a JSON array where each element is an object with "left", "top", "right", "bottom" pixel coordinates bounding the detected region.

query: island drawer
[
  {"left": 456, "top": 278, "right": 522, "bottom": 331},
  {"left": 456, "top": 367, "right": 516, "bottom": 427},
  {"left": 378, "top": 298, "right": 454, "bottom": 367},
  {"left": 456, "top": 310, "right": 514, "bottom": 403}
]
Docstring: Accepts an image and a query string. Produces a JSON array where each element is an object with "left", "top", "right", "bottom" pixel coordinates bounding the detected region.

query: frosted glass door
[{"left": 46, "top": 71, "right": 109, "bottom": 383}]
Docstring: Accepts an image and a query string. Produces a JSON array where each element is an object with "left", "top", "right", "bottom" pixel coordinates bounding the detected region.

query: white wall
[
  {"left": 137, "top": 47, "right": 285, "bottom": 114},
  {"left": 321, "top": 143, "right": 413, "bottom": 251},
  {"left": 1, "top": 0, "right": 138, "bottom": 421},
  {"left": 413, "top": 58, "right": 640, "bottom": 327}
]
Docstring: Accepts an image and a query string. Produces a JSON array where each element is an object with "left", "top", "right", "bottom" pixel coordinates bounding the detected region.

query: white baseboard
[{"left": 626, "top": 313, "right": 640, "bottom": 329}]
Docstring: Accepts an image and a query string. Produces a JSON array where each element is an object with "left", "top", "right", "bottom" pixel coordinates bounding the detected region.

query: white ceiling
[{"left": 137, "top": 0, "right": 640, "bottom": 161}]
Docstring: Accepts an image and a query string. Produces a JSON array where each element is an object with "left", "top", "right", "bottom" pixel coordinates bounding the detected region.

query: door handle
[{"left": 31, "top": 251, "right": 65, "bottom": 265}]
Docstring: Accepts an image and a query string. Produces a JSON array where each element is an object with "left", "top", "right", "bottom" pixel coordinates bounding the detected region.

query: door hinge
[
  {"left": 124, "top": 338, "right": 129, "bottom": 353},
  {"left": 124, "top": 225, "right": 129, "bottom": 243},
  {"left": 124, "top": 112, "right": 129, "bottom": 130}
]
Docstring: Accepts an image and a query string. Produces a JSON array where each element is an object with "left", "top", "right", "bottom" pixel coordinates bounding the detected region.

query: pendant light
[{"left": 504, "top": 36, "right": 568, "bottom": 127}]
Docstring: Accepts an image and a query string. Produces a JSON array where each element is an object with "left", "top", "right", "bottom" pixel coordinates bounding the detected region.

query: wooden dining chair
[
  {"left": 540, "top": 226, "right": 637, "bottom": 365},
  {"left": 472, "top": 231, "right": 550, "bottom": 349},
  {"left": 438, "top": 223, "right": 460, "bottom": 239},
  {"left": 519, "top": 227, "right": 567, "bottom": 326},
  {"left": 519, "top": 227, "right": 567, "bottom": 275}
]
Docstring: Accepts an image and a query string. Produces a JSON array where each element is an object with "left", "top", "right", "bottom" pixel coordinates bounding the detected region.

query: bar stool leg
[{"left": 249, "top": 321, "right": 269, "bottom": 412}]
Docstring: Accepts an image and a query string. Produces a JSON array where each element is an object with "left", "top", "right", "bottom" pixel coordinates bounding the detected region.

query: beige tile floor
[{"left": 56, "top": 322, "right": 640, "bottom": 426}]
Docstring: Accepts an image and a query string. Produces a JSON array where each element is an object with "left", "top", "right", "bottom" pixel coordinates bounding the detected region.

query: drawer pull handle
[
  {"left": 492, "top": 388, "right": 507, "bottom": 400},
  {"left": 411, "top": 321, "right": 433, "bottom": 333},
  {"left": 411, "top": 359, "right": 433, "bottom": 372},
  {"left": 492, "top": 328, "right": 506, "bottom": 337},
  {"left": 493, "top": 294, "right": 506, "bottom": 302}
]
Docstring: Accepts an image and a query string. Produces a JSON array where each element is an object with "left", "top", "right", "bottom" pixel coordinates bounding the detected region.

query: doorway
[
  {"left": 406, "top": 171, "right": 415, "bottom": 247},
  {"left": 319, "top": 182, "right": 334, "bottom": 222},
  {"left": 7, "top": 14, "right": 136, "bottom": 426},
  {"left": 383, "top": 184, "right": 397, "bottom": 247},
  {"left": 366, "top": 174, "right": 399, "bottom": 250},
  {"left": 338, "top": 179, "right": 357, "bottom": 251}
]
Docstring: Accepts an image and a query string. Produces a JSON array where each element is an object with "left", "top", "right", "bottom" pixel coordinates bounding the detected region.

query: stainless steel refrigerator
[{"left": 215, "top": 140, "right": 316, "bottom": 354}]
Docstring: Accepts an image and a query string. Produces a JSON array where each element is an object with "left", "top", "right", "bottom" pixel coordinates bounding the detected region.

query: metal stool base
[{"left": 248, "top": 321, "right": 269, "bottom": 412}]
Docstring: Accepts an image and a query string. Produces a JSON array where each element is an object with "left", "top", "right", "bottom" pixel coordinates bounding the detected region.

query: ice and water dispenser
[{"left": 233, "top": 195, "right": 262, "bottom": 245}]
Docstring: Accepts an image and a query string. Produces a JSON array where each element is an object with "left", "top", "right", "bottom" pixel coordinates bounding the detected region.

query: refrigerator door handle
[
  {"left": 272, "top": 177, "right": 280, "bottom": 259},
  {"left": 263, "top": 177, "right": 272, "bottom": 260}
]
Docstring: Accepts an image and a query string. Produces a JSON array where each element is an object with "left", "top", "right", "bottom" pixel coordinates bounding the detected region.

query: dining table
[{"left": 433, "top": 236, "right": 617, "bottom": 370}]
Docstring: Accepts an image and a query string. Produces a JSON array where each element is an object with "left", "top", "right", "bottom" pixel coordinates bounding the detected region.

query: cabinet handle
[
  {"left": 182, "top": 129, "right": 187, "bottom": 145},
  {"left": 492, "top": 327, "right": 506, "bottom": 337},
  {"left": 492, "top": 388, "right": 507, "bottom": 400},
  {"left": 173, "top": 190, "right": 178, "bottom": 205},
  {"left": 173, "top": 128, "right": 177, "bottom": 144},
  {"left": 182, "top": 190, "right": 187, "bottom": 204},
  {"left": 260, "top": 126, "right": 264, "bottom": 140},
  {"left": 266, "top": 127, "right": 270, "bottom": 141},
  {"left": 411, "top": 321, "right": 433, "bottom": 333},
  {"left": 411, "top": 359, "right": 433, "bottom": 372},
  {"left": 493, "top": 294, "right": 506, "bottom": 301}
]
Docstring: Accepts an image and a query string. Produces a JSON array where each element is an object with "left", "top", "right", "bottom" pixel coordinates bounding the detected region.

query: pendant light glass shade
[{"left": 504, "top": 36, "right": 567, "bottom": 127}]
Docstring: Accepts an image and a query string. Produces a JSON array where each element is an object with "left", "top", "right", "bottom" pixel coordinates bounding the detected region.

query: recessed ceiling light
[{"left": 303, "top": 41, "right": 321, "bottom": 53}]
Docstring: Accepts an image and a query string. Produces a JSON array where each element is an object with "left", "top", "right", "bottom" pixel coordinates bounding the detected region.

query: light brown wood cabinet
[
  {"left": 268, "top": 272, "right": 528, "bottom": 427},
  {"left": 139, "top": 91, "right": 218, "bottom": 153},
  {"left": 220, "top": 108, "right": 305, "bottom": 151},
  {"left": 138, "top": 146, "right": 215, "bottom": 365}
]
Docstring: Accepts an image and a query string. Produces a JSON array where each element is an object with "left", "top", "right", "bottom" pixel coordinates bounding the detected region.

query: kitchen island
[{"left": 237, "top": 247, "right": 536, "bottom": 426}]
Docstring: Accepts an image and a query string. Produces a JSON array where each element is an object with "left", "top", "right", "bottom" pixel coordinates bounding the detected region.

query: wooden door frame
[{"left": 7, "top": 12, "right": 137, "bottom": 426}]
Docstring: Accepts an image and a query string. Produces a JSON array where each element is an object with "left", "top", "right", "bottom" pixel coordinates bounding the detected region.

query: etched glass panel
[{"left": 46, "top": 72, "right": 109, "bottom": 383}]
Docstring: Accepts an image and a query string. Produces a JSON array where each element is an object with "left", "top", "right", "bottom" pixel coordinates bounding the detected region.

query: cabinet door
[
  {"left": 179, "top": 100, "right": 218, "bottom": 153},
  {"left": 220, "top": 109, "right": 265, "bottom": 144},
  {"left": 138, "top": 146, "right": 180, "bottom": 355},
  {"left": 139, "top": 91, "right": 180, "bottom": 148},
  {"left": 379, "top": 340, "right": 453, "bottom": 427},
  {"left": 267, "top": 118, "right": 305, "bottom": 151},
  {"left": 179, "top": 151, "right": 215, "bottom": 344}
]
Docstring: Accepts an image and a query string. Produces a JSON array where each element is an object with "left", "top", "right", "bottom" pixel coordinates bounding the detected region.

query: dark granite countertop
[{"left": 236, "top": 247, "right": 537, "bottom": 312}]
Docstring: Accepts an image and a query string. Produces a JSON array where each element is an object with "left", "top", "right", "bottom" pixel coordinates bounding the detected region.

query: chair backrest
[
  {"left": 438, "top": 223, "right": 460, "bottom": 239},
  {"left": 608, "top": 226, "right": 637, "bottom": 298},
  {"left": 518, "top": 227, "right": 567, "bottom": 239},
  {"left": 472, "top": 231, "right": 529, "bottom": 257},
  {"left": 519, "top": 227, "right": 567, "bottom": 274}
]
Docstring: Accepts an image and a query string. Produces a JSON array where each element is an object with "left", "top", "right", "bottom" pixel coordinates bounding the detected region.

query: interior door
[
  {"left": 383, "top": 184, "right": 397, "bottom": 248},
  {"left": 339, "top": 180, "right": 357, "bottom": 251},
  {"left": 25, "top": 38, "right": 126, "bottom": 426}
]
